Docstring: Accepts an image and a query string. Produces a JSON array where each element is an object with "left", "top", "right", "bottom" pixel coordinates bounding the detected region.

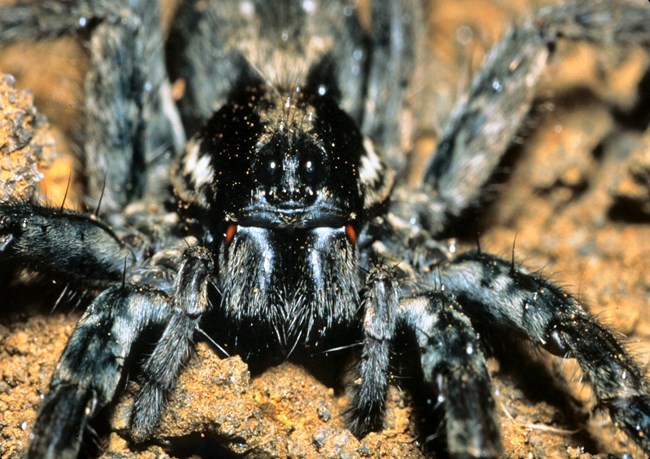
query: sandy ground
[{"left": 1, "top": 1, "right": 650, "bottom": 458}]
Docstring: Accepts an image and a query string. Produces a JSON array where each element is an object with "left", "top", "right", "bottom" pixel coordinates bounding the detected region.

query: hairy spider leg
[
  {"left": 420, "top": 2, "right": 650, "bottom": 234},
  {"left": 0, "top": 203, "right": 133, "bottom": 285},
  {"left": 399, "top": 293, "right": 501, "bottom": 458},
  {"left": 441, "top": 251, "right": 650, "bottom": 453},
  {"left": 347, "top": 265, "right": 399, "bottom": 436},
  {"left": 0, "top": 0, "right": 183, "bottom": 212},
  {"left": 346, "top": 262, "right": 502, "bottom": 457},
  {"left": 28, "top": 286, "right": 172, "bottom": 459},
  {"left": 359, "top": 0, "right": 420, "bottom": 172},
  {"left": 130, "top": 246, "right": 214, "bottom": 438}
]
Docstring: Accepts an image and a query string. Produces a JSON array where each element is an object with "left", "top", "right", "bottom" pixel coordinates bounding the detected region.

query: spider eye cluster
[
  {"left": 173, "top": 80, "right": 372, "bottom": 233},
  {"left": 253, "top": 133, "right": 327, "bottom": 192},
  {"left": 253, "top": 132, "right": 327, "bottom": 203}
]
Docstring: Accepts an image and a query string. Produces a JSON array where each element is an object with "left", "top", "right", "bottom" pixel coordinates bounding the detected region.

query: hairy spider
[{"left": 1, "top": 0, "right": 650, "bottom": 458}]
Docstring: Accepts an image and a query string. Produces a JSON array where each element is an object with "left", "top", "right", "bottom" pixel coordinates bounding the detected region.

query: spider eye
[
  {"left": 256, "top": 155, "right": 283, "bottom": 185},
  {"left": 300, "top": 156, "right": 320, "bottom": 184},
  {"left": 298, "top": 139, "right": 326, "bottom": 186}
]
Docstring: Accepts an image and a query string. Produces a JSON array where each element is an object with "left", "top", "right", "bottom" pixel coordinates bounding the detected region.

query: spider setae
[{"left": 1, "top": 0, "right": 650, "bottom": 458}]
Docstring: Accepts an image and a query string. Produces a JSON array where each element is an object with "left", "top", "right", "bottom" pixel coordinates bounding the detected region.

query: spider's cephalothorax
[
  {"left": 173, "top": 69, "right": 388, "bottom": 356},
  {"left": 2, "top": 1, "right": 650, "bottom": 458}
]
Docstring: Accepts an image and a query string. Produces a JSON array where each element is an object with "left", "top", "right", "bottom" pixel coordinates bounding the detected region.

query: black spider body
[
  {"left": 173, "top": 68, "right": 376, "bottom": 359},
  {"left": 1, "top": 1, "right": 650, "bottom": 458}
]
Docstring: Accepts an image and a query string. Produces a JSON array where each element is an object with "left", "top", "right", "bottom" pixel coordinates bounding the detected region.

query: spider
[{"left": 1, "top": 0, "right": 650, "bottom": 458}]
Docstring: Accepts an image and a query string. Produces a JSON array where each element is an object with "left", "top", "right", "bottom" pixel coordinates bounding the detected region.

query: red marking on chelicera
[
  {"left": 225, "top": 224, "right": 238, "bottom": 246},
  {"left": 345, "top": 224, "right": 357, "bottom": 245}
]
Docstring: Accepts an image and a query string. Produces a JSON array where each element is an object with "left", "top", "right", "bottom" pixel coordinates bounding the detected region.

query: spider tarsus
[
  {"left": 130, "top": 379, "right": 168, "bottom": 441},
  {"left": 399, "top": 293, "right": 502, "bottom": 458},
  {"left": 28, "top": 385, "right": 94, "bottom": 459},
  {"left": 347, "top": 265, "right": 399, "bottom": 438},
  {"left": 610, "top": 395, "right": 650, "bottom": 452}
]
